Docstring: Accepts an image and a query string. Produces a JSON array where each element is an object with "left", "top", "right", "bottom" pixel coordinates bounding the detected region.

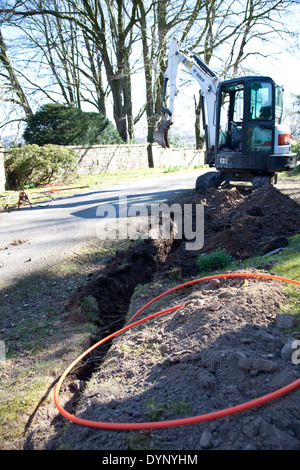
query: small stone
[
  {"left": 225, "top": 384, "right": 238, "bottom": 394},
  {"left": 209, "top": 278, "right": 221, "bottom": 289},
  {"left": 238, "top": 357, "right": 280, "bottom": 373},
  {"left": 198, "top": 370, "right": 216, "bottom": 389},
  {"left": 275, "top": 313, "right": 297, "bottom": 330},
  {"left": 200, "top": 428, "right": 213, "bottom": 449}
]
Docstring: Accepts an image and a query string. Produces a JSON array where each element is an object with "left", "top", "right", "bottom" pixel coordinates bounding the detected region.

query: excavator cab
[{"left": 213, "top": 77, "right": 295, "bottom": 185}]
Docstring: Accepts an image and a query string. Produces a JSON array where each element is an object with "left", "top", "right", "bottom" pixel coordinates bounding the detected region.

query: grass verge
[
  {"left": 0, "top": 165, "right": 203, "bottom": 210},
  {"left": 196, "top": 234, "right": 300, "bottom": 320},
  {"left": 0, "top": 238, "right": 129, "bottom": 449}
]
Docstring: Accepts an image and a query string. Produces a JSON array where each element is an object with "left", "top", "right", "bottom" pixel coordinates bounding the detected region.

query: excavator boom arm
[{"left": 153, "top": 38, "right": 220, "bottom": 150}]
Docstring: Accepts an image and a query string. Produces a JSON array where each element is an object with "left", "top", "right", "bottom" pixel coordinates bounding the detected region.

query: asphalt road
[{"left": 0, "top": 171, "right": 200, "bottom": 288}]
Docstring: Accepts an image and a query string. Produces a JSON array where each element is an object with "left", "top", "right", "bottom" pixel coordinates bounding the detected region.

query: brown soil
[
  {"left": 23, "top": 178, "right": 300, "bottom": 450},
  {"left": 164, "top": 182, "right": 300, "bottom": 276}
]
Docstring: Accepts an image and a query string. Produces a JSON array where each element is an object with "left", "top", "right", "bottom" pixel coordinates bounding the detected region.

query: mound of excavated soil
[
  {"left": 200, "top": 184, "right": 300, "bottom": 258},
  {"left": 46, "top": 274, "right": 300, "bottom": 450},
  {"left": 23, "top": 183, "right": 300, "bottom": 450},
  {"left": 165, "top": 184, "right": 300, "bottom": 275}
]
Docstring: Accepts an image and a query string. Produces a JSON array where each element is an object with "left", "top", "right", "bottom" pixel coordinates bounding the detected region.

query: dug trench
[
  {"left": 64, "top": 236, "right": 175, "bottom": 378},
  {"left": 24, "top": 183, "right": 300, "bottom": 450}
]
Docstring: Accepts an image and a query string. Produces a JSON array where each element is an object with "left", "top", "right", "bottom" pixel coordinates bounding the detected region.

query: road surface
[{"left": 0, "top": 171, "right": 200, "bottom": 288}]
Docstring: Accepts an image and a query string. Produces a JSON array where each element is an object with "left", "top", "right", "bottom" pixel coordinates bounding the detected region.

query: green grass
[
  {"left": 145, "top": 396, "right": 192, "bottom": 422},
  {"left": 0, "top": 374, "right": 52, "bottom": 444},
  {"left": 0, "top": 238, "right": 129, "bottom": 449},
  {"left": 1, "top": 165, "right": 202, "bottom": 210},
  {"left": 278, "top": 166, "right": 300, "bottom": 178},
  {"left": 195, "top": 235, "right": 300, "bottom": 320},
  {"left": 196, "top": 249, "right": 233, "bottom": 272},
  {"left": 231, "top": 234, "right": 300, "bottom": 275},
  {"left": 262, "top": 235, "right": 300, "bottom": 317}
]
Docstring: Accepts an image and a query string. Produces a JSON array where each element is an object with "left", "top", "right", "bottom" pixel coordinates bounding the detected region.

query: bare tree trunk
[
  {"left": 124, "top": 55, "right": 134, "bottom": 140},
  {"left": 137, "top": 0, "right": 171, "bottom": 143},
  {"left": 0, "top": 29, "right": 33, "bottom": 120},
  {"left": 137, "top": 0, "right": 155, "bottom": 143},
  {"left": 81, "top": 0, "right": 137, "bottom": 141}
]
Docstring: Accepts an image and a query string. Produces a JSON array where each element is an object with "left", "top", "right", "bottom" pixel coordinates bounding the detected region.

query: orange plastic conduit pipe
[{"left": 54, "top": 272, "right": 300, "bottom": 430}]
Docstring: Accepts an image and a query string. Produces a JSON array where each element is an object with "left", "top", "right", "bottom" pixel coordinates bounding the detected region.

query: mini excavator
[{"left": 153, "top": 38, "right": 296, "bottom": 190}]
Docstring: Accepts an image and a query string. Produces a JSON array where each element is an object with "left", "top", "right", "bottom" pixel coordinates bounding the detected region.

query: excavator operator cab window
[
  {"left": 246, "top": 80, "right": 274, "bottom": 153},
  {"left": 275, "top": 85, "right": 283, "bottom": 122},
  {"left": 249, "top": 82, "right": 273, "bottom": 120},
  {"left": 218, "top": 83, "right": 244, "bottom": 152}
]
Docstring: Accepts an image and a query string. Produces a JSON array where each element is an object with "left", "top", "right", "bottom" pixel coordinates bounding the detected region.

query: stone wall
[
  {"left": 151, "top": 145, "right": 205, "bottom": 169},
  {"left": 72, "top": 144, "right": 149, "bottom": 174},
  {"left": 0, "top": 144, "right": 205, "bottom": 190},
  {"left": 72, "top": 143, "right": 205, "bottom": 174}
]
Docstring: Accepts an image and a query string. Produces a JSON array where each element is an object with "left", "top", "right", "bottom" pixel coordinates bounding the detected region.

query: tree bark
[{"left": 0, "top": 29, "right": 33, "bottom": 120}]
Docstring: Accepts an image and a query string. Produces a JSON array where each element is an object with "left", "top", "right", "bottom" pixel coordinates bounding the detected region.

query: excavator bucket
[{"left": 153, "top": 120, "right": 173, "bottom": 148}]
